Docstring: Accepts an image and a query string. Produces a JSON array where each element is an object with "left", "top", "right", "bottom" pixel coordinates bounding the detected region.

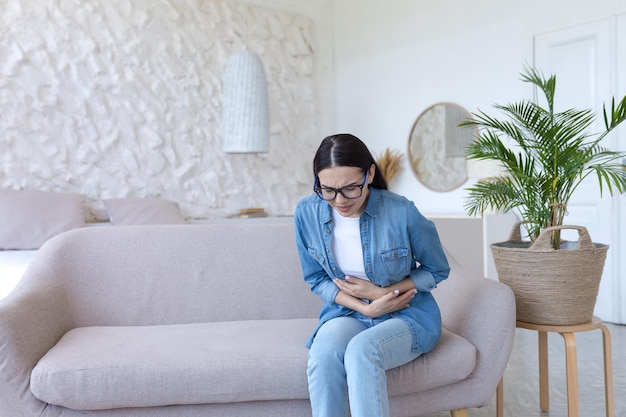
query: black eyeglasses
[{"left": 314, "top": 172, "right": 369, "bottom": 201}]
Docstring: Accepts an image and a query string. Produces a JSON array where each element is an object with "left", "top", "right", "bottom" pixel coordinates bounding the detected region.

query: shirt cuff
[{"left": 410, "top": 268, "right": 437, "bottom": 292}]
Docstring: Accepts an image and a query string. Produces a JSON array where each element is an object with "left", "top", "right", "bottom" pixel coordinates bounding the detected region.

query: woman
[{"left": 294, "top": 134, "right": 450, "bottom": 417}]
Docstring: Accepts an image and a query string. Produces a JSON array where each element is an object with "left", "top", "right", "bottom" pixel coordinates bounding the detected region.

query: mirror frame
[{"left": 407, "top": 102, "right": 476, "bottom": 192}]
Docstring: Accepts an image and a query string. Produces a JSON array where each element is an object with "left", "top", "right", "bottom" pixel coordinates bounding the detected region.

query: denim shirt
[{"left": 294, "top": 187, "right": 450, "bottom": 353}]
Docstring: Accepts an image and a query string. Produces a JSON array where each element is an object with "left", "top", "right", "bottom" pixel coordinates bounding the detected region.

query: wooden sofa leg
[{"left": 450, "top": 409, "right": 468, "bottom": 417}]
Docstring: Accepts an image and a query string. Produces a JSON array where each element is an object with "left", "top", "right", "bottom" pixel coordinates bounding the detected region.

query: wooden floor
[{"left": 422, "top": 322, "right": 625, "bottom": 417}]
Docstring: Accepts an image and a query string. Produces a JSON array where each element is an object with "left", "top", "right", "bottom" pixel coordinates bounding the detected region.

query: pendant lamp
[{"left": 222, "top": 50, "right": 270, "bottom": 153}]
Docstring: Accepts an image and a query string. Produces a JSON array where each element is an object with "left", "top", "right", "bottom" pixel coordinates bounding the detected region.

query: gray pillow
[
  {"left": 0, "top": 189, "right": 85, "bottom": 250},
  {"left": 104, "top": 198, "right": 185, "bottom": 225}
]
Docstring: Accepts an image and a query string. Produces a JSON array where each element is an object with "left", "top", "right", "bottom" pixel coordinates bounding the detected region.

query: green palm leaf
[{"left": 463, "top": 66, "right": 626, "bottom": 247}]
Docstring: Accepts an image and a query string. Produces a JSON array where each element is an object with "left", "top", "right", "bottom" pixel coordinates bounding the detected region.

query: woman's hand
[
  {"left": 363, "top": 288, "right": 417, "bottom": 318},
  {"left": 333, "top": 276, "right": 385, "bottom": 301},
  {"left": 332, "top": 276, "right": 418, "bottom": 318}
]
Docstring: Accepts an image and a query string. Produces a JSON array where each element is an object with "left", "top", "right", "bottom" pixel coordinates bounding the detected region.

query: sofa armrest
[
  {"left": 434, "top": 253, "right": 516, "bottom": 401},
  {"left": 0, "top": 253, "right": 75, "bottom": 416}
]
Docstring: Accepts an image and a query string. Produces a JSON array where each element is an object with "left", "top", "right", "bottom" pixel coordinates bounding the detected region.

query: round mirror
[{"left": 407, "top": 102, "right": 476, "bottom": 192}]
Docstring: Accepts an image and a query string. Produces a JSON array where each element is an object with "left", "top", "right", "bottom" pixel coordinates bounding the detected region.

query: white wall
[
  {"left": 0, "top": 0, "right": 333, "bottom": 220},
  {"left": 332, "top": 0, "right": 626, "bottom": 216},
  {"left": 3, "top": 1, "right": 625, "bottom": 220}
]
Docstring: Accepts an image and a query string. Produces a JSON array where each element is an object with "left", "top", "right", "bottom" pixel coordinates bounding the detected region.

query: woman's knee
[
  {"left": 345, "top": 320, "right": 417, "bottom": 372},
  {"left": 344, "top": 334, "right": 381, "bottom": 372},
  {"left": 308, "top": 338, "right": 345, "bottom": 372},
  {"left": 309, "top": 317, "right": 364, "bottom": 367}
]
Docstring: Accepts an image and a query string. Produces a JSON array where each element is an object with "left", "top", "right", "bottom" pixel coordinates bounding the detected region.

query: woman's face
[{"left": 316, "top": 165, "right": 375, "bottom": 218}]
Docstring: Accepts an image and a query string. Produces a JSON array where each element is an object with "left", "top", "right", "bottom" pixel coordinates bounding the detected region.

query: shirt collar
[{"left": 363, "top": 187, "right": 381, "bottom": 218}]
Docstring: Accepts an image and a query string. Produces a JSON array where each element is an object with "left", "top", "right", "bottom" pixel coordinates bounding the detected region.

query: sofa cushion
[
  {"left": 0, "top": 189, "right": 85, "bottom": 250},
  {"left": 30, "top": 321, "right": 475, "bottom": 411}
]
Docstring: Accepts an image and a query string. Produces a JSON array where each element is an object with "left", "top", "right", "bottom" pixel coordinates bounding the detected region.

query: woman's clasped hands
[{"left": 333, "top": 275, "right": 417, "bottom": 318}]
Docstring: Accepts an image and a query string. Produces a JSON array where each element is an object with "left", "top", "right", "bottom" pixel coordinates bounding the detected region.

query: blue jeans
[{"left": 307, "top": 314, "right": 423, "bottom": 417}]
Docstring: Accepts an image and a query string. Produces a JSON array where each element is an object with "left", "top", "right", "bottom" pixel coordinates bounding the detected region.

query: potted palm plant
[{"left": 461, "top": 66, "right": 626, "bottom": 325}]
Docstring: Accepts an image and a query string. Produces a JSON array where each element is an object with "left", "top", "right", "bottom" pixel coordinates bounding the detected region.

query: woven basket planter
[{"left": 491, "top": 223, "right": 608, "bottom": 326}]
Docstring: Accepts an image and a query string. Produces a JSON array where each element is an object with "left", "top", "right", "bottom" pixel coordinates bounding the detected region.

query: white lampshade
[{"left": 222, "top": 50, "right": 270, "bottom": 153}]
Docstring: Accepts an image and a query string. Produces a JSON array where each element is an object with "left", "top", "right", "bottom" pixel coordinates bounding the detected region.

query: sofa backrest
[{"left": 23, "top": 222, "right": 321, "bottom": 327}]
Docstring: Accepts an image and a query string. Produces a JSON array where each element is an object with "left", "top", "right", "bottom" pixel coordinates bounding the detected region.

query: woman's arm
[
  {"left": 333, "top": 279, "right": 417, "bottom": 318},
  {"left": 333, "top": 275, "right": 416, "bottom": 301},
  {"left": 294, "top": 208, "right": 342, "bottom": 304},
  {"left": 407, "top": 206, "right": 450, "bottom": 292}
]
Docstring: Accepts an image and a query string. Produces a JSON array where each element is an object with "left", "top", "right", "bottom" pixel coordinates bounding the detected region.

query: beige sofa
[{"left": 0, "top": 221, "right": 515, "bottom": 417}]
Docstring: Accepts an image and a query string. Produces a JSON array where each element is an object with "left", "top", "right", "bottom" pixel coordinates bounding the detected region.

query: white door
[
  {"left": 534, "top": 16, "right": 624, "bottom": 324},
  {"left": 617, "top": 14, "right": 626, "bottom": 325}
]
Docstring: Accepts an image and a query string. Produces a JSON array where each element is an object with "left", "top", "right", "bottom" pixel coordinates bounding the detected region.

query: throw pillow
[
  {"left": 0, "top": 189, "right": 85, "bottom": 250},
  {"left": 104, "top": 198, "right": 185, "bottom": 225}
]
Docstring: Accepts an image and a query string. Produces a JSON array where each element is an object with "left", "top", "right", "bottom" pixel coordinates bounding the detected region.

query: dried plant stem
[{"left": 376, "top": 148, "right": 404, "bottom": 183}]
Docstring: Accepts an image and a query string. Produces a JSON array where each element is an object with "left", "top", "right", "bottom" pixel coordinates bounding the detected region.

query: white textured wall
[{"left": 0, "top": 0, "right": 325, "bottom": 219}]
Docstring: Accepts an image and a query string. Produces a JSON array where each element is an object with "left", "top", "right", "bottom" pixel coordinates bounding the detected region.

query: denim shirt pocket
[{"left": 380, "top": 247, "right": 410, "bottom": 277}]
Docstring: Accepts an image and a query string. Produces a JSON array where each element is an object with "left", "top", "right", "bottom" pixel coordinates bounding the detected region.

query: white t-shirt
[{"left": 331, "top": 208, "right": 369, "bottom": 281}]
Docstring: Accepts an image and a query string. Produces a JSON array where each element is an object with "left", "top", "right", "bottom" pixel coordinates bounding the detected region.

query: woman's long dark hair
[{"left": 313, "top": 134, "right": 388, "bottom": 190}]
